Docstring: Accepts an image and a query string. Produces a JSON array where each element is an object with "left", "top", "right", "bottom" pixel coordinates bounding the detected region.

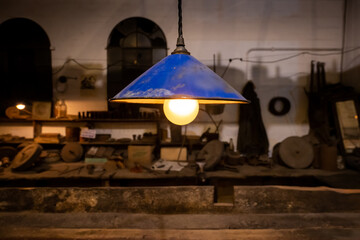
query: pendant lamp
[{"left": 109, "top": 0, "right": 249, "bottom": 125}]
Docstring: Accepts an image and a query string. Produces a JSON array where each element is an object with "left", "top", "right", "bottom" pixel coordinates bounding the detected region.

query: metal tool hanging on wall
[{"left": 307, "top": 61, "right": 334, "bottom": 146}]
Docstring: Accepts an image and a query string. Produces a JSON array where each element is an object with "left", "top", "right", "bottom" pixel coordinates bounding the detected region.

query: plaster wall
[
  {"left": 0, "top": 0, "right": 344, "bottom": 151},
  {"left": 342, "top": 0, "right": 360, "bottom": 91}
]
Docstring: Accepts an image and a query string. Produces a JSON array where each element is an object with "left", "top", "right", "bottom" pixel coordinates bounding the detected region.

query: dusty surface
[
  {"left": 0, "top": 186, "right": 214, "bottom": 213},
  {"left": 1, "top": 186, "right": 360, "bottom": 239},
  {"left": 1, "top": 162, "right": 359, "bottom": 183},
  {"left": 1, "top": 186, "right": 360, "bottom": 214}
]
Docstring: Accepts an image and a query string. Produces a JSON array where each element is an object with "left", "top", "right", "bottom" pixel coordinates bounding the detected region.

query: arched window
[
  {"left": 107, "top": 17, "right": 167, "bottom": 113},
  {"left": 0, "top": 18, "right": 52, "bottom": 116}
]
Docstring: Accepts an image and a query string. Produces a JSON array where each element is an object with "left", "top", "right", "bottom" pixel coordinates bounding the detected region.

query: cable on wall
[
  {"left": 221, "top": 46, "right": 360, "bottom": 77},
  {"left": 53, "top": 46, "right": 360, "bottom": 77},
  {"left": 52, "top": 58, "right": 131, "bottom": 75}
]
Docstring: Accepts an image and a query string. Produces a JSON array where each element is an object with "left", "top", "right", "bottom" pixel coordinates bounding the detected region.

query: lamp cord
[
  {"left": 178, "top": 0, "right": 183, "bottom": 38},
  {"left": 172, "top": 0, "right": 189, "bottom": 54}
]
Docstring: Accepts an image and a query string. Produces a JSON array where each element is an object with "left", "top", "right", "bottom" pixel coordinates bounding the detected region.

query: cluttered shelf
[
  {"left": 0, "top": 131, "right": 157, "bottom": 146},
  {"left": 1, "top": 138, "right": 360, "bottom": 188},
  {"left": 1, "top": 117, "right": 360, "bottom": 189},
  {"left": 0, "top": 140, "right": 145, "bottom": 146},
  {"left": 0, "top": 117, "right": 161, "bottom": 142},
  {"left": 0, "top": 137, "right": 359, "bottom": 188},
  {"left": 0, "top": 118, "right": 160, "bottom": 123},
  {"left": 0, "top": 118, "right": 160, "bottom": 126}
]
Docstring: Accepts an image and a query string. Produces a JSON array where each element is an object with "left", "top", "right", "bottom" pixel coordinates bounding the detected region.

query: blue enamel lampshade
[{"left": 109, "top": 53, "right": 249, "bottom": 104}]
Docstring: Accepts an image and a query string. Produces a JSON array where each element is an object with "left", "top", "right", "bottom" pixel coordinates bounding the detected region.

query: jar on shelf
[
  {"left": 54, "top": 99, "right": 67, "bottom": 118},
  {"left": 229, "top": 138, "right": 234, "bottom": 151}
]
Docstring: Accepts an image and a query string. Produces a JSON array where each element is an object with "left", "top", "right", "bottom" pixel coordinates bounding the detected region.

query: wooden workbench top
[{"left": 1, "top": 161, "right": 360, "bottom": 189}]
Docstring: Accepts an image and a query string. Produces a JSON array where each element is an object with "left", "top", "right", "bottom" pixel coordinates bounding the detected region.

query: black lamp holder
[{"left": 171, "top": 0, "right": 190, "bottom": 55}]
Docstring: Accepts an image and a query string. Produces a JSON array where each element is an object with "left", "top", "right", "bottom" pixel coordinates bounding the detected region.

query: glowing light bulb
[
  {"left": 16, "top": 104, "right": 26, "bottom": 110},
  {"left": 163, "top": 99, "right": 199, "bottom": 125}
]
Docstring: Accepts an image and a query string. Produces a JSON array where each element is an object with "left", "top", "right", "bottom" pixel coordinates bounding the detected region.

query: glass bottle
[
  {"left": 54, "top": 99, "right": 67, "bottom": 118},
  {"left": 229, "top": 138, "right": 234, "bottom": 151}
]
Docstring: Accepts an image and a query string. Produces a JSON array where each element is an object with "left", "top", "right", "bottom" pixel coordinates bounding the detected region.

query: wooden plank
[
  {"left": 1, "top": 227, "right": 360, "bottom": 240},
  {"left": 33, "top": 121, "right": 42, "bottom": 138},
  {"left": 1, "top": 212, "right": 360, "bottom": 230}
]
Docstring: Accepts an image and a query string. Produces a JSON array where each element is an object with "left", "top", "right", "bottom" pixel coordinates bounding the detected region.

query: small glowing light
[
  {"left": 163, "top": 99, "right": 199, "bottom": 125},
  {"left": 355, "top": 115, "right": 358, "bottom": 120},
  {"left": 16, "top": 104, "right": 26, "bottom": 110}
]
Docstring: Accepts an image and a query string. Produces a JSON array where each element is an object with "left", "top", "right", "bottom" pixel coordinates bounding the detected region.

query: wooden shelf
[
  {"left": 0, "top": 140, "right": 160, "bottom": 146},
  {"left": 0, "top": 118, "right": 160, "bottom": 123},
  {"left": 0, "top": 118, "right": 33, "bottom": 123},
  {"left": 0, "top": 117, "right": 161, "bottom": 139}
]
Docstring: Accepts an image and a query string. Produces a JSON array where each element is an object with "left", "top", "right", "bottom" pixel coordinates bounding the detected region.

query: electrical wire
[
  {"left": 178, "top": 0, "right": 183, "bottom": 38},
  {"left": 53, "top": 0, "right": 186, "bottom": 76},
  {"left": 221, "top": 59, "right": 232, "bottom": 78},
  {"left": 199, "top": 108, "right": 222, "bottom": 133},
  {"left": 53, "top": 46, "right": 360, "bottom": 77},
  {"left": 176, "top": 108, "right": 222, "bottom": 167},
  {"left": 176, "top": 125, "right": 187, "bottom": 167},
  {"left": 221, "top": 46, "right": 360, "bottom": 77},
  {"left": 52, "top": 58, "right": 129, "bottom": 75}
]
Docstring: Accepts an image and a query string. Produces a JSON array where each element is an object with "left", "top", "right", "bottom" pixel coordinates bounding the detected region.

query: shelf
[
  {"left": 0, "top": 119, "right": 33, "bottom": 123},
  {"left": 0, "top": 140, "right": 159, "bottom": 146},
  {"left": 0, "top": 118, "right": 160, "bottom": 123},
  {"left": 0, "top": 117, "right": 161, "bottom": 139}
]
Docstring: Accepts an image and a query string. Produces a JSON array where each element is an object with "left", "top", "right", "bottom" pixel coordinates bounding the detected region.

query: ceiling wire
[{"left": 52, "top": 46, "right": 360, "bottom": 76}]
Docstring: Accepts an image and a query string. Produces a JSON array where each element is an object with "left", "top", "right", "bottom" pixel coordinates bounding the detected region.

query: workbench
[{"left": 1, "top": 161, "right": 360, "bottom": 189}]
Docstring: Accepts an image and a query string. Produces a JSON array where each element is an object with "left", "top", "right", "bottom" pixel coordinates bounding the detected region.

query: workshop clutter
[
  {"left": 0, "top": 130, "right": 157, "bottom": 174},
  {"left": 0, "top": 129, "right": 240, "bottom": 181},
  {"left": 272, "top": 134, "right": 339, "bottom": 170},
  {"left": 11, "top": 143, "right": 43, "bottom": 171},
  {"left": 77, "top": 107, "right": 162, "bottom": 120},
  {"left": 54, "top": 99, "right": 67, "bottom": 119},
  {"left": 127, "top": 145, "right": 155, "bottom": 167},
  {"left": 4, "top": 99, "right": 164, "bottom": 121},
  {"left": 1, "top": 59, "right": 358, "bottom": 176},
  {"left": 0, "top": 141, "right": 153, "bottom": 175},
  {"left": 0, "top": 146, "right": 17, "bottom": 168},
  {"left": 269, "top": 61, "right": 359, "bottom": 171}
]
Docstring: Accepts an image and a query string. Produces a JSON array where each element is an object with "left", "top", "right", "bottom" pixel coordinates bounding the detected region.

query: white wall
[
  {"left": 0, "top": 0, "right": 344, "bottom": 152},
  {"left": 342, "top": 0, "right": 360, "bottom": 91}
]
